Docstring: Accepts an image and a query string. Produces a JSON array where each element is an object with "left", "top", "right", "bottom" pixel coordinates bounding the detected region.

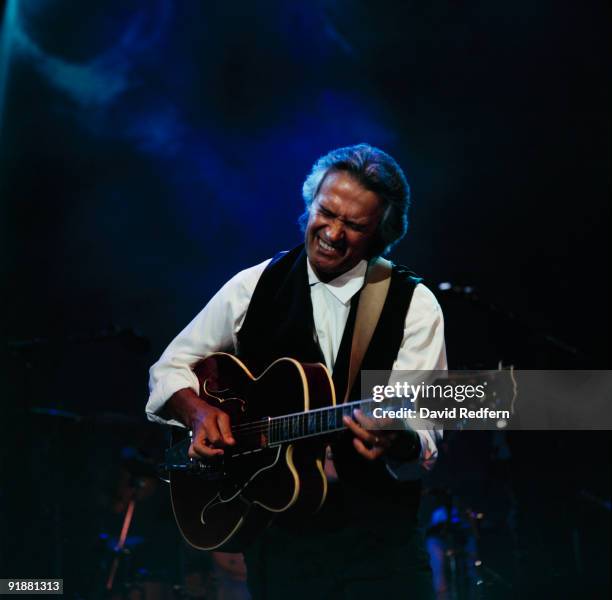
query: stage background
[{"left": 1, "top": 1, "right": 609, "bottom": 598}]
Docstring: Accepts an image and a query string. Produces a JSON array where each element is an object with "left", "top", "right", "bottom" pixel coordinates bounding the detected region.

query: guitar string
[
  {"left": 221, "top": 394, "right": 427, "bottom": 436},
  {"left": 223, "top": 398, "right": 371, "bottom": 434},
  {"left": 200, "top": 406, "right": 367, "bottom": 444},
  {"left": 217, "top": 397, "right": 402, "bottom": 441},
  {"left": 228, "top": 414, "right": 352, "bottom": 437},
  {"left": 225, "top": 410, "right": 355, "bottom": 437}
]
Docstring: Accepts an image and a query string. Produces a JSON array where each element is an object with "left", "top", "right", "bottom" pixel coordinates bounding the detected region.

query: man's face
[{"left": 305, "top": 171, "right": 383, "bottom": 282}]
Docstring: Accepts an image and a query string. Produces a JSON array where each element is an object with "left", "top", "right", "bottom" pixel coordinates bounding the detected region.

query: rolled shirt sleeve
[{"left": 146, "top": 259, "right": 270, "bottom": 426}]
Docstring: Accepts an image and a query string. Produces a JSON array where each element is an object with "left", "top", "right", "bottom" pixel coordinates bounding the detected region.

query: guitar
[
  {"left": 162, "top": 352, "right": 515, "bottom": 551},
  {"left": 165, "top": 352, "right": 337, "bottom": 552}
]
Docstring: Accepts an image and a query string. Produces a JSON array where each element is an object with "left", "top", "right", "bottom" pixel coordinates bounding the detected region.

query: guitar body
[{"left": 169, "top": 352, "right": 335, "bottom": 551}]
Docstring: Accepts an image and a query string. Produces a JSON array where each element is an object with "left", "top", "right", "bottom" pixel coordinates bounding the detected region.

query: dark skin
[{"left": 169, "top": 171, "right": 416, "bottom": 461}]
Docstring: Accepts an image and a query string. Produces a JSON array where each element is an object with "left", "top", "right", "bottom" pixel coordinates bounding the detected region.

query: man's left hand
[{"left": 342, "top": 408, "right": 399, "bottom": 461}]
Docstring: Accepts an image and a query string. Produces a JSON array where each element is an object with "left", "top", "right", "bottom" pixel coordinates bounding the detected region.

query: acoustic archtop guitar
[{"left": 162, "top": 352, "right": 514, "bottom": 551}]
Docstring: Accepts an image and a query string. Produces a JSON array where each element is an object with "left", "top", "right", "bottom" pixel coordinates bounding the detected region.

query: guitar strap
[{"left": 343, "top": 257, "right": 392, "bottom": 404}]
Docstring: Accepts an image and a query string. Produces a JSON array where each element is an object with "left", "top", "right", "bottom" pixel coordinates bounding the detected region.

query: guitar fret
[
  {"left": 308, "top": 412, "right": 316, "bottom": 435},
  {"left": 327, "top": 409, "right": 335, "bottom": 431}
]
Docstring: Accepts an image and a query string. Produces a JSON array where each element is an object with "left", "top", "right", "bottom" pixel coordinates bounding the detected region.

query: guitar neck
[{"left": 266, "top": 395, "right": 413, "bottom": 445}]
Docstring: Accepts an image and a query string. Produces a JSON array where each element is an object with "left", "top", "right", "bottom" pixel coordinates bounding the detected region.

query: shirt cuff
[{"left": 145, "top": 371, "right": 199, "bottom": 427}]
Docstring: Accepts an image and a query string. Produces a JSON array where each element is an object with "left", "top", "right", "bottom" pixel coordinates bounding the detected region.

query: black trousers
[{"left": 243, "top": 483, "right": 434, "bottom": 600}]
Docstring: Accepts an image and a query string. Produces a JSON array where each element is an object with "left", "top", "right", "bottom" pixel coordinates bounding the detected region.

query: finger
[
  {"left": 352, "top": 408, "right": 378, "bottom": 430},
  {"left": 216, "top": 412, "right": 236, "bottom": 445},
  {"left": 343, "top": 414, "right": 375, "bottom": 444},
  {"left": 203, "top": 419, "right": 224, "bottom": 447},
  {"left": 353, "top": 437, "right": 385, "bottom": 461},
  {"left": 189, "top": 424, "right": 224, "bottom": 457},
  {"left": 189, "top": 438, "right": 223, "bottom": 458},
  {"left": 353, "top": 408, "right": 395, "bottom": 431}
]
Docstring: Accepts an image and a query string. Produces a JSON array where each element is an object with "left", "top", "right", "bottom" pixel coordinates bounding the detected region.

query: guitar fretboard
[{"left": 266, "top": 396, "right": 415, "bottom": 445}]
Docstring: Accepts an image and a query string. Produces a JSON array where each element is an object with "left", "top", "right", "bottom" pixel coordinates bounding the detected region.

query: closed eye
[
  {"left": 318, "top": 207, "right": 367, "bottom": 232},
  {"left": 346, "top": 222, "right": 367, "bottom": 232}
]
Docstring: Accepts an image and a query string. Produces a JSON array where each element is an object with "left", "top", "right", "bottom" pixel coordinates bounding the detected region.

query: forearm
[
  {"left": 168, "top": 385, "right": 236, "bottom": 458},
  {"left": 167, "top": 387, "right": 209, "bottom": 428}
]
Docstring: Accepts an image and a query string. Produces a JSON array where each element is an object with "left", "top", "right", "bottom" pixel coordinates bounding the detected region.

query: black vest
[{"left": 237, "top": 245, "right": 424, "bottom": 513}]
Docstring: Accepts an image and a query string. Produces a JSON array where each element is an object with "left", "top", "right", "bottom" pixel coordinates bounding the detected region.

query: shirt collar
[{"left": 307, "top": 258, "right": 368, "bottom": 305}]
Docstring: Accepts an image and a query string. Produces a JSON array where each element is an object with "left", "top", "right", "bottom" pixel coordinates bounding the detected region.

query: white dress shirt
[{"left": 147, "top": 256, "right": 447, "bottom": 479}]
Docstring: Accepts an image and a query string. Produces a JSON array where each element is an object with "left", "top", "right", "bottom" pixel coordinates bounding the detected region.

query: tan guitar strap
[{"left": 343, "top": 257, "right": 392, "bottom": 404}]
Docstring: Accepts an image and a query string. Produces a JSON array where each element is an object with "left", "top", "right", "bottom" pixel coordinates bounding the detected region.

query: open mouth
[{"left": 317, "top": 236, "right": 343, "bottom": 255}]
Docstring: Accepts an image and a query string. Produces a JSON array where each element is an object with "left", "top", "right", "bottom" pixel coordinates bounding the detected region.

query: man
[{"left": 147, "top": 144, "right": 446, "bottom": 599}]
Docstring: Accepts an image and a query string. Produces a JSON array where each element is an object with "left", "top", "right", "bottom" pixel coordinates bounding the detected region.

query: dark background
[{"left": 1, "top": 1, "right": 609, "bottom": 598}]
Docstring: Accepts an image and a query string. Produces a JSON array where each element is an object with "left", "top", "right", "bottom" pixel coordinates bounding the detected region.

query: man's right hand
[{"left": 168, "top": 388, "right": 236, "bottom": 458}]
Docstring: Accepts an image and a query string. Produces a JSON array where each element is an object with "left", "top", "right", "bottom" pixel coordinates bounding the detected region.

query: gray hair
[{"left": 298, "top": 143, "right": 411, "bottom": 256}]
